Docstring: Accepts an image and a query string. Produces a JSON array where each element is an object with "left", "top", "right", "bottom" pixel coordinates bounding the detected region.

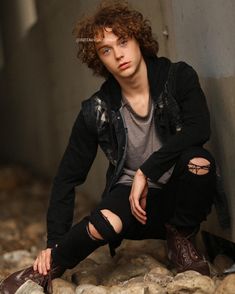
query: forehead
[{"left": 95, "top": 27, "right": 121, "bottom": 45}]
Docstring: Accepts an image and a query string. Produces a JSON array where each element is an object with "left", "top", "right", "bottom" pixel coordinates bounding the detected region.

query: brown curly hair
[{"left": 73, "top": 1, "right": 159, "bottom": 79}]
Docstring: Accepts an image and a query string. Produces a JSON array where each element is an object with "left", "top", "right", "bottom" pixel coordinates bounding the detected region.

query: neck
[{"left": 114, "top": 57, "right": 149, "bottom": 101}]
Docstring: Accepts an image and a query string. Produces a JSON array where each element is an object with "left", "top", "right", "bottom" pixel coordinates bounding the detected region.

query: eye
[{"left": 102, "top": 47, "right": 111, "bottom": 55}]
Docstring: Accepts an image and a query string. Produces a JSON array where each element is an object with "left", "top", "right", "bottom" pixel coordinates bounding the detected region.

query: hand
[
  {"left": 129, "top": 169, "right": 148, "bottom": 224},
  {"left": 33, "top": 248, "right": 52, "bottom": 275}
]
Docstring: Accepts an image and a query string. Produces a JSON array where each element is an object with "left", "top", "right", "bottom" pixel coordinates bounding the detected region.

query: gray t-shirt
[{"left": 116, "top": 95, "right": 174, "bottom": 188}]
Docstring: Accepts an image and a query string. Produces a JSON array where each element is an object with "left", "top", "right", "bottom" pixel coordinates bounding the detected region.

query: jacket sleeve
[
  {"left": 46, "top": 105, "right": 98, "bottom": 248},
  {"left": 140, "top": 62, "right": 211, "bottom": 181}
]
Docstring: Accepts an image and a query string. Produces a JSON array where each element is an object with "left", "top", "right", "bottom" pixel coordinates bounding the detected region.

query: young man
[{"left": 1, "top": 2, "right": 217, "bottom": 293}]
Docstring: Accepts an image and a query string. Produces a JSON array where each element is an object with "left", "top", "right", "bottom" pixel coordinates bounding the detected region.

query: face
[{"left": 95, "top": 28, "right": 143, "bottom": 80}]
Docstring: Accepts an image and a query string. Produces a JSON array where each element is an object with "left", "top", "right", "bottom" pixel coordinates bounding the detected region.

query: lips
[{"left": 118, "top": 62, "right": 130, "bottom": 69}]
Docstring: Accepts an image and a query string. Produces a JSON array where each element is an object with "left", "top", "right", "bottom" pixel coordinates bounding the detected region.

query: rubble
[{"left": 0, "top": 165, "right": 233, "bottom": 293}]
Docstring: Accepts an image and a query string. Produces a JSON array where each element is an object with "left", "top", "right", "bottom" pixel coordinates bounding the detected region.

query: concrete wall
[
  {"left": 36, "top": 0, "right": 106, "bottom": 198},
  {"left": 163, "top": 0, "right": 235, "bottom": 241}
]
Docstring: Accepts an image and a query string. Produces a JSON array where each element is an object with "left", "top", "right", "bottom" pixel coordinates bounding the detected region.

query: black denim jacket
[{"left": 47, "top": 55, "right": 213, "bottom": 248}]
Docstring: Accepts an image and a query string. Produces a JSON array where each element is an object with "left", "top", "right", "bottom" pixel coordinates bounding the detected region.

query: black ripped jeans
[{"left": 51, "top": 147, "right": 217, "bottom": 269}]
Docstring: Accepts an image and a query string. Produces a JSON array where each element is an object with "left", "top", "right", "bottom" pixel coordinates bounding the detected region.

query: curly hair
[{"left": 73, "top": 1, "right": 159, "bottom": 79}]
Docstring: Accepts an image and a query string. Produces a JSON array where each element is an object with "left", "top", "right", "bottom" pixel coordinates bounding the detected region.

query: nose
[{"left": 113, "top": 47, "right": 124, "bottom": 60}]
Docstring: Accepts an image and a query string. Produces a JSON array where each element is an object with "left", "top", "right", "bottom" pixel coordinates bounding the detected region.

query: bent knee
[
  {"left": 188, "top": 157, "right": 211, "bottom": 175},
  {"left": 87, "top": 222, "right": 103, "bottom": 240},
  {"left": 87, "top": 209, "right": 123, "bottom": 241},
  {"left": 100, "top": 209, "right": 123, "bottom": 233}
]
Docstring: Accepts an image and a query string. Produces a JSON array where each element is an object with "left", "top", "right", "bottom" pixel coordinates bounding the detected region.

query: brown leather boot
[
  {"left": 0, "top": 263, "right": 65, "bottom": 294},
  {"left": 165, "top": 223, "right": 210, "bottom": 276}
]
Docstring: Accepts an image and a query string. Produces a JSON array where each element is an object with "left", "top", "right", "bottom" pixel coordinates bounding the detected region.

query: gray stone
[
  {"left": 1, "top": 166, "right": 235, "bottom": 294},
  {"left": 75, "top": 284, "right": 108, "bottom": 294},
  {"left": 15, "top": 280, "right": 44, "bottom": 294},
  {"left": 110, "top": 281, "right": 166, "bottom": 294},
  {"left": 110, "top": 283, "right": 147, "bottom": 294},
  {"left": 73, "top": 273, "right": 98, "bottom": 286},
  {"left": 105, "top": 261, "right": 147, "bottom": 286},
  {"left": 214, "top": 274, "right": 235, "bottom": 294},
  {"left": 70, "top": 258, "right": 99, "bottom": 285},
  {"left": 130, "top": 254, "right": 166, "bottom": 270},
  {"left": 3, "top": 250, "right": 32, "bottom": 263},
  {"left": 52, "top": 278, "right": 76, "bottom": 294},
  {"left": 17, "top": 256, "right": 35, "bottom": 269},
  {"left": 119, "top": 276, "right": 145, "bottom": 285},
  {"left": 106, "top": 253, "right": 165, "bottom": 286},
  {"left": 88, "top": 246, "right": 112, "bottom": 265},
  {"left": 115, "top": 239, "right": 168, "bottom": 265},
  {"left": 71, "top": 259, "right": 114, "bottom": 285},
  {"left": 166, "top": 270, "right": 215, "bottom": 294},
  {"left": 144, "top": 268, "right": 173, "bottom": 287},
  {"left": 146, "top": 282, "right": 167, "bottom": 294}
]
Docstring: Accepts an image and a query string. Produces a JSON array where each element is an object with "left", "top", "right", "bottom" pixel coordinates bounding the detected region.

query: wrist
[{"left": 137, "top": 168, "right": 147, "bottom": 178}]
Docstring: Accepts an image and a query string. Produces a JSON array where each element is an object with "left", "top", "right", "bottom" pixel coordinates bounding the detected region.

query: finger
[
  {"left": 143, "top": 185, "right": 148, "bottom": 197},
  {"left": 140, "top": 196, "right": 147, "bottom": 210},
  {"left": 140, "top": 197, "right": 147, "bottom": 210},
  {"left": 130, "top": 195, "right": 147, "bottom": 220},
  {"left": 140, "top": 184, "right": 148, "bottom": 212},
  {"left": 129, "top": 192, "right": 145, "bottom": 214},
  {"left": 130, "top": 197, "right": 144, "bottom": 223},
  {"left": 130, "top": 202, "right": 140, "bottom": 222},
  {"left": 129, "top": 196, "right": 135, "bottom": 213},
  {"left": 38, "top": 252, "right": 46, "bottom": 275},
  {"left": 133, "top": 197, "right": 146, "bottom": 216},
  {"left": 130, "top": 196, "right": 147, "bottom": 224},
  {"left": 141, "top": 185, "right": 148, "bottom": 199},
  {"left": 133, "top": 206, "right": 147, "bottom": 222},
  {"left": 134, "top": 211, "right": 147, "bottom": 224},
  {"left": 41, "top": 251, "right": 48, "bottom": 275},
  {"left": 132, "top": 203, "right": 147, "bottom": 223},
  {"left": 37, "top": 254, "right": 43, "bottom": 274},
  {"left": 45, "top": 250, "right": 51, "bottom": 270},
  {"left": 33, "top": 257, "right": 38, "bottom": 271}
]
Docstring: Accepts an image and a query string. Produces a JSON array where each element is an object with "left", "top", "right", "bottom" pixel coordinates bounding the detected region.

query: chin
[{"left": 120, "top": 67, "right": 136, "bottom": 78}]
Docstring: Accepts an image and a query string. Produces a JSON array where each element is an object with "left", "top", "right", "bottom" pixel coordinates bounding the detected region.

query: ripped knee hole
[
  {"left": 87, "top": 222, "right": 103, "bottom": 240},
  {"left": 87, "top": 209, "right": 123, "bottom": 241},
  {"left": 187, "top": 157, "right": 210, "bottom": 175}
]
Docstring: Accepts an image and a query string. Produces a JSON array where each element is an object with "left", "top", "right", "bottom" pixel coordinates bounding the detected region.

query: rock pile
[{"left": 0, "top": 165, "right": 234, "bottom": 293}]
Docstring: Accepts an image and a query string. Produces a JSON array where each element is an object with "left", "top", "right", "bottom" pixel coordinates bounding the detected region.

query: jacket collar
[{"left": 99, "top": 55, "right": 171, "bottom": 111}]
